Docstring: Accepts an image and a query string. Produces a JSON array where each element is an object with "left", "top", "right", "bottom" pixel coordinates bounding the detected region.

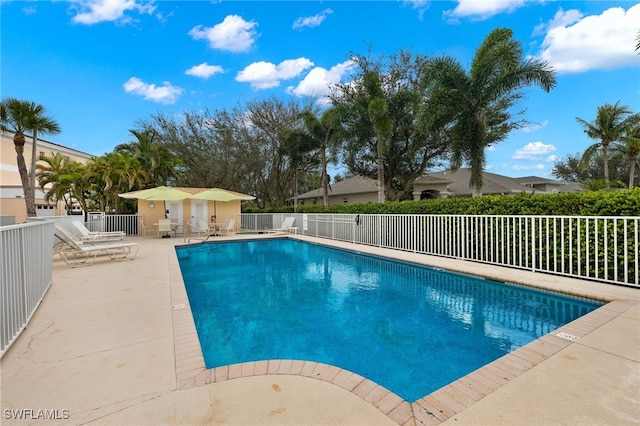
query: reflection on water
[{"left": 177, "top": 239, "right": 602, "bottom": 402}]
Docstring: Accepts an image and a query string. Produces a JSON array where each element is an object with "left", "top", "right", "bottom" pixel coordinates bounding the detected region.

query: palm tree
[
  {"left": 300, "top": 108, "right": 343, "bottom": 206},
  {"left": 87, "top": 153, "right": 147, "bottom": 212},
  {"left": 25, "top": 103, "right": 61, "bottom": 201},
  {"left": 577, "top": 102, "right": 635, "bottom": 185},
  {"left": 37, "top": 152, "right": 76, "bottom": 213},
  {"left": 280, "top": 125, "right": 317, "bottom": 209},
  {"left": 421, "top": 28, "right": 556, "bottom": 196},
  {"left": 612, "top": 117, "right": 640, "bottom": 189},
  {"left": 363, "top": 72, "right": 392, "bottom": 203},
  {"left": 115, "top": 129, "right": 180, "bottom": 188},
  {"left": 0, "top": 98, "right": 60, "bottom": 216}
]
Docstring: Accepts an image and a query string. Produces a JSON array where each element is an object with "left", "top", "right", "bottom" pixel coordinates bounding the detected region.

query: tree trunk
[
  {"left": 13, "top": 132, "right": 36, "bottom": 217},
  {"left": 377, "top": 146, "right": 385, "bottom": 203},
  {"left": 30, "top": 131, "right": 38, "bottom": 200},
  {"left": 629, "top": 160, "right": 636, "bottom": 189},
  {"left": 293, "top": 169, "right": 298, "bottom": 210},
  {"left": 321, "top": 147, "right": 328, "bottom": 206},
  {"left": 602, "top": 142, "right": 610, "bottom": 184}
]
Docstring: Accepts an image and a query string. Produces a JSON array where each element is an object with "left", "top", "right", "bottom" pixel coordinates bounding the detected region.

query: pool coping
[{"left": 168, "top": 234, "right": 638, "bottom": 426}]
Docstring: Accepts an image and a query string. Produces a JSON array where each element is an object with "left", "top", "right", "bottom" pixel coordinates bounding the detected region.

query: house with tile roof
[
  {"left": 413, "top": 169, "right": 582, "bottom": 199},
  {"left": 295, "top": 169, "right": 582, "bottom": 205},
  {"left": 296, "top": 176, "right": 379, "bottom": 205}
]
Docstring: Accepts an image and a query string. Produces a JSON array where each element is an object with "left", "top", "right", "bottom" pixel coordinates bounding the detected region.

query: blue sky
[{"left": 2, "top": 0, "right": 639, "bottom": 179}]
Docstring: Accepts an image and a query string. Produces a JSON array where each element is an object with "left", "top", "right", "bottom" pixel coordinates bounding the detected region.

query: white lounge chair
[
  {"left": 268, "top": 217, "right": 298, "bottom": 234},
  {"left": 54, "top": 225, "right": 139, "bottom": 268},
  {"left": 71, "top": 220, "right": 125, "bottom": 242},
  {"left": 218, "top": 219, "right": 236, "bottom": 235}
]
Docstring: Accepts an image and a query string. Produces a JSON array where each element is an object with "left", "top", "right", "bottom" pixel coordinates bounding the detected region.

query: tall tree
[
  {"left": 280, "top": 124, "right": 319, "bottom": 209},
  {"left": 144, "top": 97, "right": 315, "bottom": 208},
  {"left": 613, "top": 117, "right": 640, "bottom": 189},
  {"left": 0, "top": 98, "right": 61, "bottom": 216},
  {"left": 551, "top": 152, "right": 629, "bottom": 185},
  {"left": 141, "top": 109, "right": 236, "bottom": 189},
  {"left": 285, "top": 108, "right": 343, "bottom": 206},
  {"left": 421, "top": 28, "right": 556, "bottom": 196},
  {"left": 331, "top": 50, "right": 445, "bottom": 201},
  {"left": 363, "top": 72, "right": 392, "bottom": 202},
  {"left": 24, "top": 102, "right": 61, "bottom": 201},
  {"left": 576, "top": 101, "right": 635, "bottom": 185}
]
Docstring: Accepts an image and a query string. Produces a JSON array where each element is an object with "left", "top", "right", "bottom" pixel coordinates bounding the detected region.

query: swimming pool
[{"left": 176, "top": 238, "right": 602, "bottom": 402}]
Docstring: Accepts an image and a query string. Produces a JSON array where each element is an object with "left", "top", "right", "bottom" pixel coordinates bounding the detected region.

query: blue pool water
[{"left": 176, "top": 239, "right": 602, "bottom": 402}]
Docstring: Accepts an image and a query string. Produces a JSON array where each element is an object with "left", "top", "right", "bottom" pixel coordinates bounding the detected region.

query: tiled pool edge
[{"left": 168, "top": 240, "right": 637, "bottom": 426}]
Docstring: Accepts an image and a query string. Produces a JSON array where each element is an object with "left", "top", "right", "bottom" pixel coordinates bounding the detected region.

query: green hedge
[{"left": 244, "top": 189, "right": 640, "bottom": 216}]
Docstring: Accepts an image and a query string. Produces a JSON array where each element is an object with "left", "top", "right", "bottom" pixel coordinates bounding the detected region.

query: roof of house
[
  {"left": 513, "top": 176, "right": 567, "bottom": 185},
  {"left": 297, "top": 176, "right": 378, "bottom": 199},
  {"left": 415, "top": 169, "right": 536, "bottom": 195},
  {"left": 297, "top": 169, "right": 581, "bottom": 201}
]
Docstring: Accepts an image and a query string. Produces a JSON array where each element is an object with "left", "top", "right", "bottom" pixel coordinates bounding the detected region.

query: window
[{"left": 343, "top": 197, "right": 349, "bottom": 204}]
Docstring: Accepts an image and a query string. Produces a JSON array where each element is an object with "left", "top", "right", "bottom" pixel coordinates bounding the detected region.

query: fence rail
[
  {"left": 1, "top": 221, "right": 54, "bottom": 357},
  {"left": 240, "top": 213, "right": 639, "bottom": 288}
]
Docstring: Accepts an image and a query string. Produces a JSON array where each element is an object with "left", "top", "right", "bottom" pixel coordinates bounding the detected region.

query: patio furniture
[
  {"left": 71, "top": 220, "right": 125, "bottom": 242},
  {"left": 218, "top": 219, "right": 236, "bottom": 235},
  {"left": 268, "top": 217, "right": 298, "bottom": 234},
  {"left": 54, "top": 225, "right": 139, "bottom": 268},
  {"left": 155, "top": 218, "right": 175, "bottom": 238}
]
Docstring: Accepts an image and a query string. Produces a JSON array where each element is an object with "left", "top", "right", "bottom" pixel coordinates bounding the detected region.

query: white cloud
[
  {"left": 512, "top": 164, "right": 545, "bottom": 171},
  {"left": 236, "top": 58, "right": 314, "bottom": 90},
  {"left": 287, "top": 60, "right": 355, "bottom": 98},
  {"left": 189, "top": 15, "right": 258, "bottom": 53},
  {"left": 511, "top": 164, "right": 545, "bottom": 170},
  {"left": 123, "top": 77, "right": 182, "bottom": 104},
  {"left": 536, "top": 4, "right": 640, "bottom": 73},
  {"left": 70, "top": 0, "right": 155, "bottom": 25},
  {"left": 444, "top": 0, "right": 528, "bottom": 21},
  {"left": 292, "top": 9, "right": 332, "bottom": 29},
  {"left": 185, "top": 63, "right": 225, "bottom": 79},
  {"left": 512, "top": 141, "right": 556, "bottom": 160},
  {"left": 402, "top": 0, "right": 430, "bottom": 19}
]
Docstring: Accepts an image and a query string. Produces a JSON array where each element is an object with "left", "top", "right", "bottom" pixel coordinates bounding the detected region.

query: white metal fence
[
  {"left": 85, "top": 213, "right": 144, "bottom": 235},
  {"left": 240, "top": 213, "right": 640, "bottom": 288},
  {"left": 1, "top": 220, "right": 54, "bottom": 357}
]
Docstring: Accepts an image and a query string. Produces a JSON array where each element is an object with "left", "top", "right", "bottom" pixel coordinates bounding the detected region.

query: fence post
[{"left": 531, "top": 216, "right": 536, "bottom": 273}]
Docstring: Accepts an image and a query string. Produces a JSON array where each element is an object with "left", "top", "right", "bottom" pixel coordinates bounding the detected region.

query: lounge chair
[
  {"left": 71, "top": 220, "right": 125, "bottom": 242},
  {"left": 268, "top": 217, "right": 298, "bottom": 234},
  {"left": 54, "top": 225, "right": 139, "bottom": 268},
  {"left": 218, "top": 219, "right": 236, "bottom": 235}
]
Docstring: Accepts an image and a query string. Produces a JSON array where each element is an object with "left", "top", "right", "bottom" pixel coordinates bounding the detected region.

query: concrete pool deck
[{"left": 1, "top": 233, "right": 638, "bottom": 425}]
